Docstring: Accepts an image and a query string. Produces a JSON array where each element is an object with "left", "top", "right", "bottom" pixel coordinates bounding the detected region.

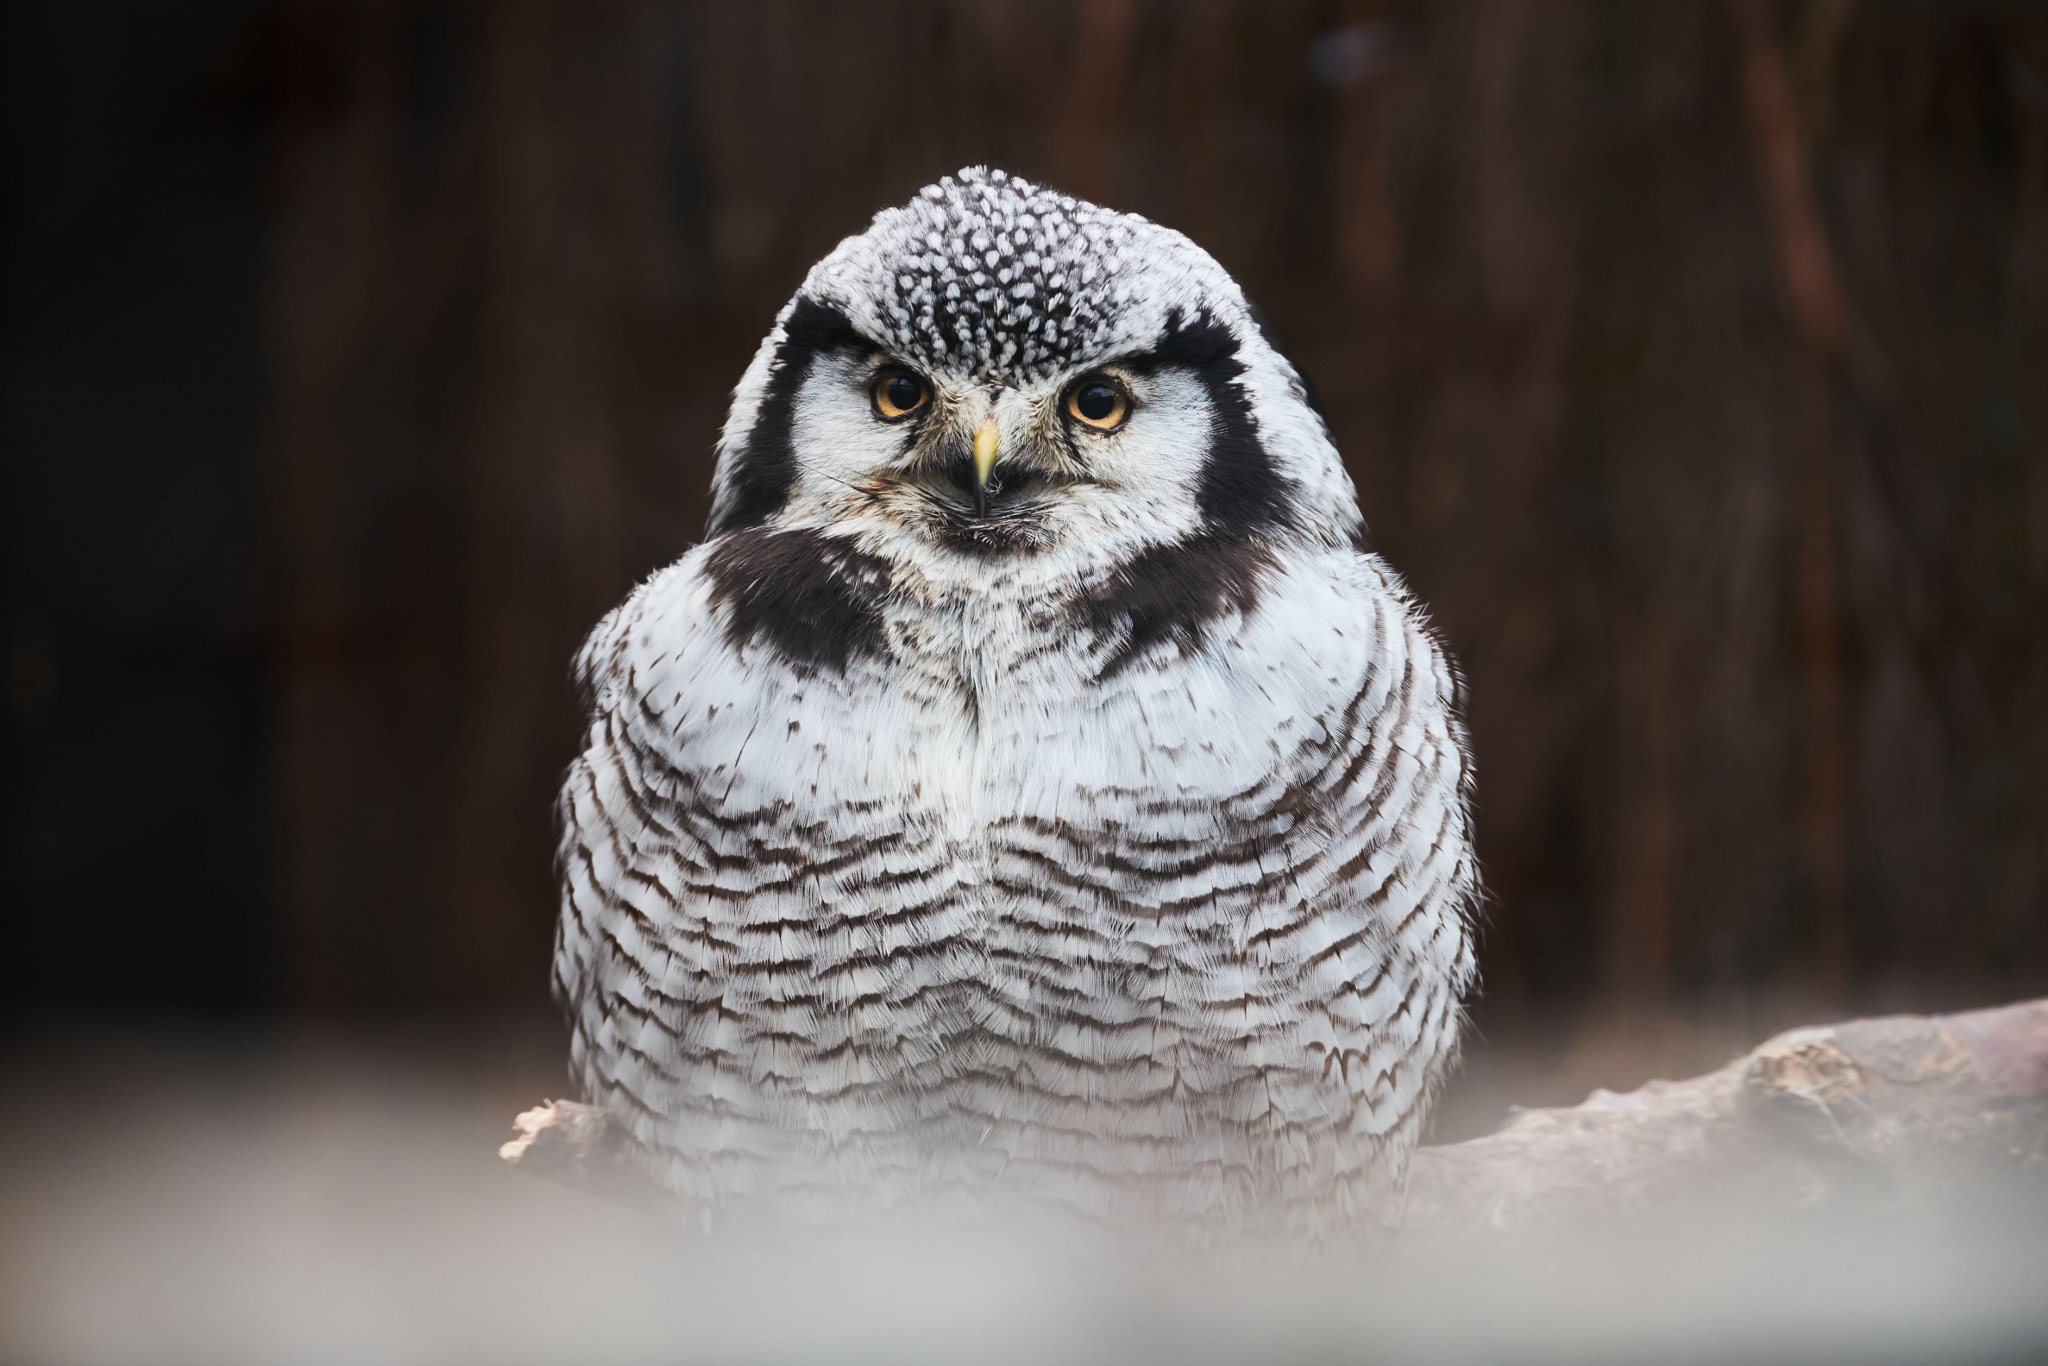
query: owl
[{"left": 554, "top": 168, "right": 1476, "bottom": 1236}]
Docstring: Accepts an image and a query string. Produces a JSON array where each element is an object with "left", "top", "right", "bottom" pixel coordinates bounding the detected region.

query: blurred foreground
[{"left": 4, "top": 1021, "right": 2044, "bottom": 1366}]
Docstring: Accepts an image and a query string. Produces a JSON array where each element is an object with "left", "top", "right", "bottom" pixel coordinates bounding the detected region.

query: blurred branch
[
  {"left": 1406, "top": 997, "right": 2048, "bottom": 1229},
  {"left": 504, "top": 999, "right": 2048, "bottom": 1230}
]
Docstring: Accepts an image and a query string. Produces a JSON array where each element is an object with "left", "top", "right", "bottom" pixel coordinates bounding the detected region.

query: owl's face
[{"left": 706, "top": 168, "right": 1362, "bottom": 564}]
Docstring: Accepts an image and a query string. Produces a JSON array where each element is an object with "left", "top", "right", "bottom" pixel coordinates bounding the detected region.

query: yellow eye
[
  {"left": 1065, "top": 376, "right": 1131, "bottom": 431},
  {"left": 870, "top": 368, "right": 930, "bottom": 421}
]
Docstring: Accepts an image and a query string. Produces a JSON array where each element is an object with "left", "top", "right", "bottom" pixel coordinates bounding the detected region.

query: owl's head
[{"left": 706, "top": 168, "right": 1362, "bottom": 565}]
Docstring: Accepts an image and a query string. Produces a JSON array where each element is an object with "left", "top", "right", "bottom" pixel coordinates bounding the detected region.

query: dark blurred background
[{"left": 6, "top": 0, "right": 2047, "bottom": 1118}]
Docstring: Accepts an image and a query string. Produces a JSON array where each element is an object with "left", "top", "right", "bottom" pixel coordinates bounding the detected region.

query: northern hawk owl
[{"left": 554, "top": 168, "right": 1477, "bottom": 1235}]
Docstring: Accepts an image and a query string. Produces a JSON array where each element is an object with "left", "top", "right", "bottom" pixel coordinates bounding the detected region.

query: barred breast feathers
[{"left": 553, "top": 518, "right": 1476, "bottom": 1222}]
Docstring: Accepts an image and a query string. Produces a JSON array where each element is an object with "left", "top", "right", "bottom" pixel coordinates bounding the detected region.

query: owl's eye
[
  {"left": 870, "top": 368, "right": 930, "bottom": 422},
  {"left": 1064, "top": 376, "right": 1131, "bottom": 431}
]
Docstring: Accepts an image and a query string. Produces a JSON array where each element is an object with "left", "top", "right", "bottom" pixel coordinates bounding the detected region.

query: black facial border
[
  {"left": 1118, "top": 307, "right": 1295, "bottom": 538},
  {"left": 708, "top": 297, "right": 875, "bottom": 536}
]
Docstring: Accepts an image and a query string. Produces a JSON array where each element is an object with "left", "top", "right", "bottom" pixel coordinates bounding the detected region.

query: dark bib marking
[
  {"left": 1077, "top": 534, "right": 1279, "bottom": 680},
  {"left": 1124, "top": 307, "right": 1295, "bottom": 538},
  {"left": 705, "top": 526, "right": 892, "bottom": 674},
  {"left": 708, "top": 298, "right": 873, "bottom": 536}
]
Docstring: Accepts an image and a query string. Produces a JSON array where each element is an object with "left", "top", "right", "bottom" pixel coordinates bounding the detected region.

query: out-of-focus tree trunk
[
  {"left": 1731, "top": 0, "right": 1853, "bottom": 1005},
  {"left": 442, "top": 0, "right": 648, "bottom": 1004},
  {"left": 1328, "top": 0, "right": 1404, "bottom": 561},
  {"left": 2017, "top": 49, "right": 2048, "bottom": 965},
  {"left": 267, "top": 0, "right": 437, "bottom": 1013},
  {"left": 1613, "top": 624, "right": 1678, "bottom": 998},
  {"left": 1441, "top": 0, "right": 1587, "bottom": 1007},
  {"left": 266, "top": 0, "right": 673, "bottom": 1013}
]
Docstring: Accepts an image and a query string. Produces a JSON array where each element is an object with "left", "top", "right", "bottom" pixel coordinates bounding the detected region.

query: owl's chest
[
  {"left": 771, "top": 595, "right": 1286, "bottom": 847},
  {"left": 594, "top": 555, "right": 1431, "bottom": 1180}
]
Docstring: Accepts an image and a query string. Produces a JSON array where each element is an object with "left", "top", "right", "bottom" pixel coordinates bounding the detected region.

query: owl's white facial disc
[
  {"left": 768, "top": 324, "right": 1231, "bottom": 556},
  {"left": 704, "top": 167, "right": 1365, "bottom": 567}
]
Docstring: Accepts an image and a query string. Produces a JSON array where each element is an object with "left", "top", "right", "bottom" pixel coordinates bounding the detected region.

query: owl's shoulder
[
  {"left": 571, "top": 550, "right": 716, "bottom": 714},
  {"left": 576, "top": 524, "right": 897, "bottom": 706},
  {"left": 1269, "top": 544, "right": 1452, "bottom": 671},
  {"left": 1212, "top": 544, "right": 1465, "bottom": 790},
  {"left": 1101, "top": 536, "right": 1452, "bottom": 707}
]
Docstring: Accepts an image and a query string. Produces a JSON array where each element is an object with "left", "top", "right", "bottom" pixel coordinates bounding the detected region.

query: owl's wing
[
  {"left": 1274, "top": 553, "right": 1477, "bottom": 1150},
  {"left": 550, "top": 539, "right": 959, "bottom": 1190},
  {"left": 1163, "top": 548, "right": 1477, "bottom": 1144},
  {"left": 552, "top": 558, "right": 724, "bottom": 1126}
]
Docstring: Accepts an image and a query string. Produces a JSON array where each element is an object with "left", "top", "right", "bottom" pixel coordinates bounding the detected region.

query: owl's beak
[{"left": 971, "top": 415, "right": 1000, "bottom": 517}]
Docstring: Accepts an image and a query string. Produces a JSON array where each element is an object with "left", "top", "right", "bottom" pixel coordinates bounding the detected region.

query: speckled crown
[{"left": 804, "top": 167, "right": 1163, "bottom": 384}]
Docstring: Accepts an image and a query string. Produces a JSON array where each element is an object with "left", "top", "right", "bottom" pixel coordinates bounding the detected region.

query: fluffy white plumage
[{"left": 553, "top": 168, "right": 1476, "bottom": 1234}]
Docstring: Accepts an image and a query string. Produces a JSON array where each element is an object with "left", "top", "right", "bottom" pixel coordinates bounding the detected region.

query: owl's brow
[
  {"left": 1109, "top": 316, "right": 1238, "bottom": 378},
  {"left": 784, "top": 296, "right": 877, "bottom": 359}
]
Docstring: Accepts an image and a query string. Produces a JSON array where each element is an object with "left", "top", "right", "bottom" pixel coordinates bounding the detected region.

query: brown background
[{"left": 7, "top": 1, "right": 2048, "bottom": 1113}]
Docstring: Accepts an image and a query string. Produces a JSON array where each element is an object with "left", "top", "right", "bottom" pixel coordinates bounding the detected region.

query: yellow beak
[{"left": 972, "top": 414, "right": 1000, "bottom": 493}]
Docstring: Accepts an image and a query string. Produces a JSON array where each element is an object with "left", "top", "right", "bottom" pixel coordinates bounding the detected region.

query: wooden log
[
  {"left": 503, "top": 999, "right": 2048, "bottom": 1227},
  {"left": 1405, "top": 998, "right": 2048, "bottom": 1229}
]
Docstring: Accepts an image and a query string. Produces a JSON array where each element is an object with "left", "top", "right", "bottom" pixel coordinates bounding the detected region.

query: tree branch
[
  {"left": 504, "top": 999, "right": 2048, "bottom": 1227},
  {"left": 1405, "top": 997, "right": 2048, "bottom": 1228}
]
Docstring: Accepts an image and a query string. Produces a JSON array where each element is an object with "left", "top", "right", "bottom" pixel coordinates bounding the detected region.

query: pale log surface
[
  {"left": 1406, "top": 996, "right": 2048, "bottom": 1228},
  {"left": 504, "top": 997, "right": 2048, "bottom": 1227}
]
